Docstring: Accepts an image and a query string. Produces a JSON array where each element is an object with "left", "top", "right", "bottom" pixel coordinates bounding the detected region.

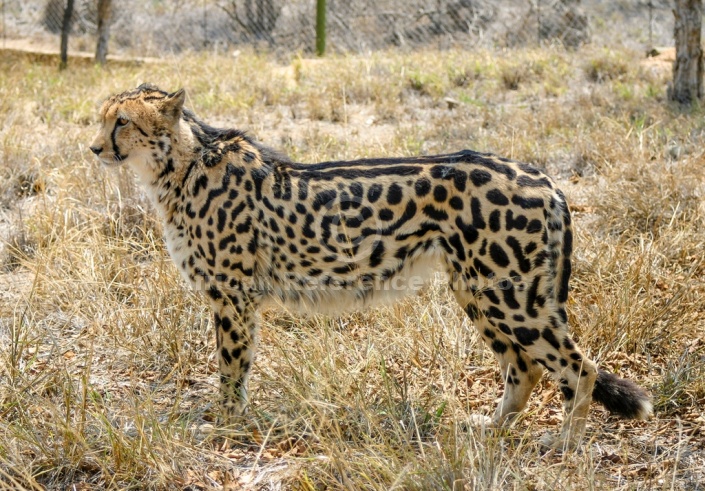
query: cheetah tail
[{"left": 592, "top": 369, "right": 653, "bottom": 420}]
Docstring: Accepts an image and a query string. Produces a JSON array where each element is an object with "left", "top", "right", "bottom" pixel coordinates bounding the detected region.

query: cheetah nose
[{"left": 90, "top": 146, "right": 102, "bottom": 156}]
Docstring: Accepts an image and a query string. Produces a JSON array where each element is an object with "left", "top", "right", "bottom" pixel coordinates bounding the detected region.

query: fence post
[
  {"left": 648, "top": 0, "right": 654, "bottom": 47},
  {"left": 316, "top": 0, "right": 326, "bottom": 56},
  {"left": 60, "top": 0, "right": 74, "bottom": 70},
  {"left": 203, "top": 0, "right": 207, "bottom": 49}
]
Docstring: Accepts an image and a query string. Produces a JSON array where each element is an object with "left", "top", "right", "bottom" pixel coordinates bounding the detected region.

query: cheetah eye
[{"left": 116, "top": 117, "right": 129, "bottom": 127}]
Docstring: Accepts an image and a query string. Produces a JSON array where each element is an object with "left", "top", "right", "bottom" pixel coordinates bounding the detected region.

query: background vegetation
[
  {"left": 0, "top": 45, "right": 704, "bottom": 489},
  {"left": 2, "top": 0, "right": 675, "bottom": 56}
]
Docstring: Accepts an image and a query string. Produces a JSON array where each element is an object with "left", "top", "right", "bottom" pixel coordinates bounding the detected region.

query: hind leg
[
  {"left": 488, "top": 274, "right": 598, "bottom": 448},
  {"left": 491, "top": 339, "right": 544, "bottom": 425},
  {"left": 453, "top": 289, "right": 544, "bottom": 426},
  {"left": 454, "top": 278, "right": 598, "bottom": 449},
  {"left": 526, "top": 335, "right": 598, "bottom": 449}
]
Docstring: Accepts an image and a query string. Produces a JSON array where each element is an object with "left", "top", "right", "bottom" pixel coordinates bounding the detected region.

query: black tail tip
[{"left": 593, "top": 369, "right": 653, "bottom": 420}]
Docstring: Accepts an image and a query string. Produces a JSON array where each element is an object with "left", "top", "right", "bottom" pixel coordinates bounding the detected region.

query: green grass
[{"left": 0, "top": 46, "right": 703, "bottom": 489}]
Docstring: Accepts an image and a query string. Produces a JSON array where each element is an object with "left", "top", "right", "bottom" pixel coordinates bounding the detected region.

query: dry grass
[{"left": 0, "top": 46, "right": 704, "bottom": 490}]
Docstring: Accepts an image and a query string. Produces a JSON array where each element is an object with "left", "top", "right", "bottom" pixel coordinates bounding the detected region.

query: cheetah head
[{"left": 90, "top": 84, "right": 185, "bottom": 178}]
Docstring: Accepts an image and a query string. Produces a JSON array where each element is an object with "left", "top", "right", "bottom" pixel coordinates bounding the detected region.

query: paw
[
  {"left": 539, "top": 432, "right": 581, "bottom": 453},
  {"left": 464, "top": 413, "right": 507, "bottom": 439},
  {"left": 219, "top": 405, "right": 247, "bottom": 428},
  {"left": 467, "top": 413, "right": 494, "bottom": 431}
]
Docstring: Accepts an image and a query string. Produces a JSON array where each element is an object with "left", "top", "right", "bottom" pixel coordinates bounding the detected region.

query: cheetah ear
[{"left": 161, "top": 88, "right": 186, "bottom": 120}]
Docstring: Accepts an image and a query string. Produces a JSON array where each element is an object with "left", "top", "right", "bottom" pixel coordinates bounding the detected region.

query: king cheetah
[{"left": 90, "top": 84, "right": 652, "bottom": 448}]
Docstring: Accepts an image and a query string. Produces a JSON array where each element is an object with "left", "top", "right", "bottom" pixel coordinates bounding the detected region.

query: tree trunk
[
  {"left": 95, "top": 0, "right": 113, "bottom": 65},
  {"left": 671, "top": 0, "right": 703, "bottom": 104},
  {"left": 59, "top": 0, "right": 75, "bottom": 70}
]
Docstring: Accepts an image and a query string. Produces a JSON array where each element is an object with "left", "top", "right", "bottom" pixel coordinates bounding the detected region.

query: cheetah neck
[
  {"left": 129, "top": 119, "right": 199, "bottom": 227},
  {"left": 134, "top": 113, "right": 269, "bottom": 229}
]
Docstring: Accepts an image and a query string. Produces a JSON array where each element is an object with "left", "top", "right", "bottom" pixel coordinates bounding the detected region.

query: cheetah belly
[{"left": 261, "top": 248, "right": 444, "bottom": 315}]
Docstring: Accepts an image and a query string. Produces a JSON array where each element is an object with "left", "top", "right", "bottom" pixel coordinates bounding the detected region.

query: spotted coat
[{"left": 90, "top": 84, "right": 652, "bottom": 449}]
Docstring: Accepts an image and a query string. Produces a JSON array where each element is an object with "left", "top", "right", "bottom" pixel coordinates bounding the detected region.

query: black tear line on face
[{"left": 110, "top": 122, "right": 128, "bottom": 161}]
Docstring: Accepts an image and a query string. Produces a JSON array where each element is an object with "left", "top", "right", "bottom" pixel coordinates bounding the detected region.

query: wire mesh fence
[{"left": 1, "top": 0, "right": 676, "bottom": 57}]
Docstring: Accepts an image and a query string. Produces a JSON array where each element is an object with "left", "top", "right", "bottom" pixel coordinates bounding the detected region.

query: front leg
[{"left": 209, "top": 287, "right": 260, "bottom": 424}]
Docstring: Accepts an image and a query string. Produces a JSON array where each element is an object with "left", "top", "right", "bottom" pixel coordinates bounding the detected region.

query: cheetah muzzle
[{"left": 91, "top": 84, "right": 653, "bottom": 450}]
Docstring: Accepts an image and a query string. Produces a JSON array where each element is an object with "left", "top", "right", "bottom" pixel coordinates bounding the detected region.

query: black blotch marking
[
  {"left": 506, "top": 236, "right": 532, "bottom": 273},
  {"left": 193, "top": 175, "right": 209, "bottom": 196},
  {"left": 514, "top": 327, "right": 540, "bottom": 346},
  {"left": 313, "top": 189, "right": 337, "bottom": 211},
  {"left": 231, "top": 346, "right": 242, "bottom": 360},
  {"left": 563, "top": 337, "right": 575, "bottom": 350},
  {"left": 541, "top": 327, "right": 561, "bottom": 350},
  {"left": 525, "top": 276, "right": 542, "bottom": 318},
  {"left": 379, "top": 208, "right": 394, "bottom": 221},
  {"left": 298, "top": 179, "right": 309, "bottom": 200},
  {"left": 433, "top": 185, "right": 448, "bottom": 203},
  {"left": 449, "top": 196, "right": 463, "bottom": 210},
  {"left": 455, "top": 216, "right": 478, "bottom": 244},
  {"left": 423, "top": 205, "right": 449, "bottom": 221},
  {"left": 471, "top": 198, "right": 486, "bottom": 229},
  {"left": 465, "top": 304, "right": 480, "bottom": 320},
  {"left": 369, "top": 241, "right": 385, "bottom": 267},
  {"left": 448, "top": 233, "right": 466, "bottom": 261},
  {"left": 349, "top": 182, "right": 364, "bottom": 199},
  {"left": 486, "top": 189, "right": 509, "bottom": 206},
  {"left": 485, "top": 306, "right": 505, "bottom": 320},
  {"left": 484, "top": 289, "right": 501, "bottom": 305},
  {"left": 489, "top": 242, "right": 510, "bottom": 267},
  {"left": 469, "top": 169, "right": 492, "bottom": 186},
  {"left": 517, "top": 175, "right": 552, "bottom": 188},
  {"left": 473, "top": 258, "right": 494, "bottom": 278},
  {"left": 502, "top": 283, "right": 521, "bottom": 309},
  {"left": 489, "top": 210, "right": 501, "bottom": 232},
  {"left": 387, "top": 183, "right": 403, "bottom": 205},
  {"left": 560, "top": 386, "right": 575, "bottom": 400},
  {"left": 511, "top": 195, "right": 545, "bottom": 209},
  {"left": 527, "top": 219, "right": 543, "bottom": 234},
  {"left": 221, "top": 347, "right": 232, "bottom": 365},
  {"left": 415, "top": 178, "right": 431, "bottom": 197},
  {"left": 491, "top": 340, "right": 508, "bottom": 354},
  {"left": 559, "top": 258, "right": 571, "bottom": 303},
  {"left": 216, "top": 208, "right": 227, "bottom": 233},
  {"left": 518, "top": 162, "right": 542, "bottom": 175},
  {"left": 208, "top": 286, "right": 223, "bottom": 301},
  {"left": 524, "top": 242, "right": 537, "bottom": 255},
  {"left": 367, "top": 183, "right": 383, "bottom": 203},
  {"left": 301, "top": 213, "right": 316, "bottom": 239},
  {"left": 506, "top": 210, "right": 527, "bottom": 231}
]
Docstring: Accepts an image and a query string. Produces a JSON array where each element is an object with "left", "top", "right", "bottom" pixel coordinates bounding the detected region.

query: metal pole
[{"left": 316, "top": 0, "right": 326, "bottom": 56}]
